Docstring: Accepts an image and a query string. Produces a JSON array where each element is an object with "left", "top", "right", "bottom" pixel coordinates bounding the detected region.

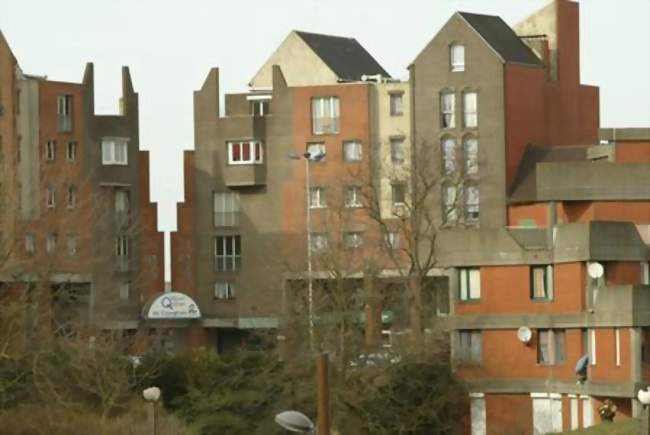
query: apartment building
[
  {"left": 0, "top": 31, "right": 164, "bottom": 334},
  {"left": 407, "top": 1, "right": 649, "bottom": 433},
  {"left": 171, "top": 31, "right": 421, "bottom": 350}
]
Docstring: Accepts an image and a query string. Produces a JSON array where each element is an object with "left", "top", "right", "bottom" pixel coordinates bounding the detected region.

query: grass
[{"left": 553, "top": 418, "right": 640, "bottom": 434}]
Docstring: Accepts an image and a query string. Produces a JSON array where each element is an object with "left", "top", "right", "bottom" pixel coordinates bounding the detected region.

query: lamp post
[
  {"left": 288, "top": 150, "right": 324, "bottom": 349},
  {"left": 143, "top": 386, "right": 161, "bottom": 435},
  {"left": 637, "top": 387, "right": 650, "bottom": 435}
]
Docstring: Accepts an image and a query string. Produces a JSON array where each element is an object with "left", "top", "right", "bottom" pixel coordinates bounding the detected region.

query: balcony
[
  {"left": 225, "top": 163, "right": 266, "bottom": 187},
  {"left": 593, "top": 284, "right": 650, "bottom": 325}
]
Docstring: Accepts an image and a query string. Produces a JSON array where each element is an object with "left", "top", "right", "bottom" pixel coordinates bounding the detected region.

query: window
[
  {"left": 464, "top": 185, "right": 479, "bottom": 222},
  {"left": 442, "top": 137, "right": 456, "bottom": 175},
  {"left": 45, "top": 140, "right": 56, "bottom": 161},
  {"left": 25, "top": 233, "right": 35, "bottom": 256},
  {"left": 441, "top": 93, "right": 455, "bottom": 128},
  {"left": 67, "top": 234, "right": 77, "bottom": 255},
  {"left": 385, "top": 231, "right": 400, "bottom": 250},
  {"left": 464, "top": 137, "right": 478, "bottom": 175},
  {"left": 115, "top": 189, "right": 130, "bottom": 214},
  {"left": 57, "top": 95, "right": 73, "bottom": 132},
  {"left": 306, "top": 143, "right": 326, "bottom": 161},
  {"left": 215, "top": 235, "right": 241, "bottom": 272},
  {"left": 312, "top": 96, "right": 340, "bottom": 134},
  {"left": 390, "top": 138, "right": 405, "bottom": 163},
  {"left": 389, "top": 92, "right": 403, "bottom": 116},
  {"left": 227, "top": 140, "right": 263, "bottom": 165},
  {"left": 343, "top": 141, "right": 362, "bottom": 162},
  {"left": 120, "top": 282, "right": 130, "bottom": 301},
  {"left": 310, "top": 233, "right": 328, "bottom": 254},
  {"left": 250, "top": 100, "right": 270, "bottom": 116},
  {"left": 101, "top": 138, "right": 128, "bottom": 165},
  {"left": 463, "top": 92, "right": 478, "bottom": 128},
  {"left": 214, "top": 192, "right": 240, "bottom": 227},
  {"left": 457, "top": 330, "right": 481, "bottom": 363},
  {"left": 459, "top": 268, "right": 480, "bottom": 301},
  {"left": 309, "top": 187, "right": 327, "bottom": 209},
  {"left": 46, "top": 186, "right": 55, "bottom": 208},
  {"left": 537, "top": 329, "right": 566, "bottom": 365},
  {"left": 450, "top": 44, "right": 465, "bottom": 72},
  {"left": 531, "top": 265, "right": 554, "bottom": 300},
  {"left": 46, "top": 233, "right": 57, "bottom": 254},
  {"left": 214, "top": 282, "right": 235, "bottom": 300},
  {"left": 344, "top": 185, "right": 362, "bottom": 208},
  {"left": 443, "top": 184, "right": 458, "bottom": 223},
  {"left": 66, "top": 141, "right": 77, "bottom": 161},
  {"left": 343, "top": 232, "right": 363, "bottom": 249},
  {"left": 531, "top": 393, "right": 563, "bottom": 434},
  {"left": 391, "top": 183, "right": 406, "bottom": 206},
  {"left": 116, "top": 235, "right": 129, "bottom": 257},
  {"left": 67, "top": 186, "right": 77, "bottom": 208}
]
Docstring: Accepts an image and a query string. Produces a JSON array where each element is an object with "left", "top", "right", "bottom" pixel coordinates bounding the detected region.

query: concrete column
[{"left": 632, "top": 328, "right": 642, "bottom": 383}]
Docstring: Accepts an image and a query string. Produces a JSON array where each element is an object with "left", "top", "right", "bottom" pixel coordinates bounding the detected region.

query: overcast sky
[{"left": 2, "top": 0, "right": 649, "bottom": 279}]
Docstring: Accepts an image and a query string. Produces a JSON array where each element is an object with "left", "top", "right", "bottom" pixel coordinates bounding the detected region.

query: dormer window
[{"left": 450, "top": 44, "right": 465, "bottom": 72}]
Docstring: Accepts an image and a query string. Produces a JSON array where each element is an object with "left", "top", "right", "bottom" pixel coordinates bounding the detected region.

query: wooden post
[{"left": 317, "top": 353, "right": 330, "bottom": 435}]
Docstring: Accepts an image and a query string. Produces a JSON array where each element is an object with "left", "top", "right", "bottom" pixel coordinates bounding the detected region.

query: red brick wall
[
  {"left": 507, "top": 203, "right": 549, "bottom": 227},
  {"left": 616, "top": 141, "right": 650, "bottom": 163},
  {"left": 589, "top": 328, "right": 631, "bottom": 383},
  {"left": 486, "top": 394, "right": 532, "bottom": 435}
]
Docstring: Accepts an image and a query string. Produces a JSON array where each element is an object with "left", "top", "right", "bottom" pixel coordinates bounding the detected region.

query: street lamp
[
  {"left": 274, "top": 410, "right": 315, "bottom": 433},
  {"left": 638, "top": 387, "right": 650, "bottom": 435},
  {"left": 143, "top": 386, "right": 161, "bottom": 435},
  {"left": 288, "top": 150, "right": 324, "bottom": 349}
]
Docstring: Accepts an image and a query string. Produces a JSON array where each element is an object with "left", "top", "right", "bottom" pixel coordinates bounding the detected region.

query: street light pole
[{"left": 304, "top": 155, "right": 314, "bottom": 350}]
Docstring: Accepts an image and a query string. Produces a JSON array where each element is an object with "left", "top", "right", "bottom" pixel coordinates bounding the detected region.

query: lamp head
[{"left": 143, "top": 386, "right": 161, "bottom": 402}]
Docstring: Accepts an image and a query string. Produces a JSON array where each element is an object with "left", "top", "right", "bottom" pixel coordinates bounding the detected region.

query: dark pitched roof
[
  {"left": 458, "top": 12, "right": 542, "bottom": 66},
  {"left": 509, "top": 145, "right": 588, "bottom": 202},
  {"left": 295, "top": 31, "right": 390, "bottom": 81}
]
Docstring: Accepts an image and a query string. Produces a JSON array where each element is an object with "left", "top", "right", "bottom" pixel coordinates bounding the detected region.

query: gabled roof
[
  {"left": 294, "top": 31, "right": 391, "bottom": 81},
  {"left": 458, "top": 12, "right": 542, "bottom": 66}
]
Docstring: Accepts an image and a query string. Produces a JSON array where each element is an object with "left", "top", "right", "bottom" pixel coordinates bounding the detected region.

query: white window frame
[
  {"left": 531, "top": 265, "right": 554, "bottom": 300},
  {"left": 66, "top": 141, "right": 77, "bottom": 161},
  {"left": 343, "top": 141, "right": 362, "bottom": 162},
  {"left": 441, "top": 92, "right": 455, "bottom": 128},
  {"left": 312, "top": 96, "right": 340, "bottom": 135},
  {"left": 227, "top": 140, "right": 263, "bottom": 165},
  {"left": 309, "top": 187, "right": 327, "bottom": 209},
  {"left": 310, "top": 233, "right": 328, "bottom": 254},
  {"left": 307, "top": 143, "right": 326, "bottom": 161},
  {"left": 214, "top": 191, "right": 240, "bottom": 227},
  {"left": 463, "top": 91, "right": 478, "bottom": 128},
  {"left": 214, "top": 235, "right": 241, "bottom": 272},
  {"left": 343, "top": 232, "right": 363, "bottom": 249},
  {"left": 390, "top": 138, "right": 405, "bottom": 163},
  {"left": 116, "top": 235, "right": 129, "bottom": 257},
  {"left": 101, "top": 138, "right": 129, "bottom": 165},
  {"left": 57, "top": 94, "right": 72, "bottom": 116},
  {"left": 45, "top": 140, "right": 56, "bottom": 161},
  {"left": 459, "top": 267, "right": 481, "bottom": 301},
  {"left": 450, "top": 44, "right": 465, "bottom": 72},
  {"left": 25, "top": 233, "right": 35, "bottom": 255},
  {"left": 344, "top": 185, "right": 363, "bottom": 208},
  {"left": 214, "top": 282, "right": 236, "bottom": 300},
  {"left": 46, "top": 185, "right": 56, "bottom": 208}
]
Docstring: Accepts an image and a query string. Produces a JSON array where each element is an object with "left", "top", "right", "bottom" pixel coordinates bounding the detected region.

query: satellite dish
[
  {"left": 517, "top": 326, "right": 532, "bottom": 344},
  {"left": 588, "top": 262, "right": 604, "bottom": 279},
  {"left": 274, "top": 410, "right": 315, "bottom": 433}
]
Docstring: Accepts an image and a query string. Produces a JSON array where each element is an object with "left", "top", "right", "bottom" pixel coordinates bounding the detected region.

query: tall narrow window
[
  {"left": 391, "top": 183, "right": 406, "bottom": 206},
  {"left": 443, "top": 184, "right": 458, "bottom": 223},
  {"left": 531, "top": 265, "right": 554, "bottom": 300},
  {"left": 227, "top": 141, "right": 263, "bottom": 165},
  {"left": 440, "top": 93, "right": 455, "bottom": 128},
  {"left": 463, "top": 92, "right": 478, "bottom": 127},
  {"left": 67, "top": 186, "right": 77, "bottom": 208},
  {"left": 46, "top": 233, "right": 57, "bottom": 254},
  {"left": 390, "top": 138, "right": 405, "bottom": 163},
  {"left": 385, "top": 231, "right": 400, "bottom": 250},
  {"left": 116, "top": 236, "right": 129, "bottom": 257},
  {"left": 464, "top": 137, "right": 478, "bottom": 175},
  {"left": 57, "top": 95, "right": 73, "bottom": 132},
  {"left": 215, "top": 235, "right": 241, "bottom": 272},
  {"left": 465, "top": 185, "right": 480, "bottom": 223},
  {"left": 343, "top": 141, "right": 362, "bottom": 162},
  {"left": 442, "top": 137, "right": 456, "bottom": 175},
  {"left": 309, "top": 187, "right": 327, "bottom": 209},
  {"left": 115, "top": 189, "right": 130, "bottom": 214},
  {"left": 459, "top": 268, "right": 481, "bottom": 301},
  {"left": 343, "top": 232, "right": 363, "bottom": 249},
  {"left": 312, "top": 97, "right": 340, "bottom": 135},
  {"left": 46, "top": 186, "right": 56, "bottom": 208},
  {"left": 615, "top": 328, "right": 621, "bottom": 367},
  {"left": 344, "top": 185, "right": 362, "bottom": 208},
  {"left": 45, "top": 140, "right": 56, "bottom": 161},
  {"left": 537, "top": 329, "right": 566, "bottom": 365},
  {"left": 25, "top": 233, "right": 35, "bottom": 255},
  {"left": 120, "top": 282, "right": 131, "bottom": 301},
  {"left": 450, "top": 44, "right": 465, "bottom": 72},
  {"left": 67, "top": 234, "right": 78, "bottom": 255},
  {"left": 249, "top": 100, "right": 270, "bottom": 116},
  {"left": 214, "top": 191, "right": 240, "bottom": 227},
  {"left": 590, "top": 329, "right": 597, "bottom": 365},
  {"left": 389, "top": 92, "right": 403, "bottom": 116},
  {"left": 66, "top": 141, "right": 77, "bottom": 161},
  {"left": 458, "top": 330, "right": 482, "bottom": 363}
]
